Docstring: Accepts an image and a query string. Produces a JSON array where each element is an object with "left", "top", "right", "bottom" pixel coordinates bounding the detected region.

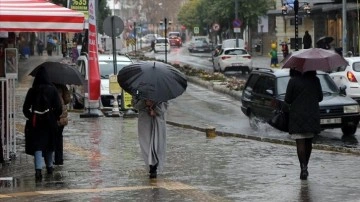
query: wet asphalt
[{"left": 0, "top": 54, "right": 360, "bottom": 201}]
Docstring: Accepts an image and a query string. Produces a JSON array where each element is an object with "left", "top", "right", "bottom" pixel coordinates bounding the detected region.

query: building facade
[{"left": 268, "top": 0, "right": 360, "bottom": 55}]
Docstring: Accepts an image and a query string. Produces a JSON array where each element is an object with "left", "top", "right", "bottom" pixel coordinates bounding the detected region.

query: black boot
[
  {"left": 35, "top": 169, "right": 42, "bottom": 180},
  {"left": 149, "top": 165, "right": 157, "bottom": 179},
  {"left": 46, "top": 167, "right": 53, "bottom": 174},
  {"left": 300, "top": 165, "right": 308, "bottom": 180}
]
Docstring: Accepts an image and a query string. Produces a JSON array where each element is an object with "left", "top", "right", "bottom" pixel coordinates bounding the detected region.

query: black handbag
[
  {"left": 24, "top": 119, "right": 34, "bottom": 155},
  {"left": 268, "top": 109, "right": 289, "bottom": 132}
]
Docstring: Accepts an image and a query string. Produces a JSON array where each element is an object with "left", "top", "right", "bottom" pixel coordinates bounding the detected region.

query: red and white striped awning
[{"left": 0, "top": 0, "right": 85, "bottom": 32}]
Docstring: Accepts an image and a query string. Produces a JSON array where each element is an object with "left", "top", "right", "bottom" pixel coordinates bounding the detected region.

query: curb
[{"left": 186, "top": 76, "right": 242, "bottom": 100}]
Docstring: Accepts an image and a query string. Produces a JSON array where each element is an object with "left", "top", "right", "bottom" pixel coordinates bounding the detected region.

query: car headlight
[{"left": 344, "top": 105, "right": 360, "bottom": 113}]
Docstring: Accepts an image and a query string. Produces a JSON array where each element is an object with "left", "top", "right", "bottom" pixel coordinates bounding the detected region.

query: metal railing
[{"left": 1, "top": 78, "right": 17, "bottom": 162}]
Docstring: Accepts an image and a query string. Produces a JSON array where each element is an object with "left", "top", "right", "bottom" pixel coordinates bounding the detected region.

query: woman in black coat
[
  {"left": 23, "top": 66, "right": 62, "bottom": 180},
  {"left": 285, "top": 70, "right": 323, "bottom": 180}
]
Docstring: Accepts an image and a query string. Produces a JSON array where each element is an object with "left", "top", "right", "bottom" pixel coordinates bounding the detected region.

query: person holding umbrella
[
  {"left": 281, "top": 49, "right": 345, "bottom": 180},
  {"left": 285, "top": 70, "right": 323, "bottom": 180},
  {"left": 132, "top": 97, "right": 168, "bottom": 179},
  {"left": 23, "top": 66, "right": 63, "bottom": 180},
  {"left": 118, "top": 61, "right": 187, "bottom": 179}
]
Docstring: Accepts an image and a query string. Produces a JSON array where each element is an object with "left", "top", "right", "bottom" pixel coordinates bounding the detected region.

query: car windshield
[
  {"left": 99, "top": 61, "right": 132, "bottom": 79},
  {"left": 276, "top": 74, "right": 339, "bottom": 96}
]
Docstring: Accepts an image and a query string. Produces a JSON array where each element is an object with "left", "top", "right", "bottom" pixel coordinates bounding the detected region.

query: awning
[{"left": 0, "top": 0, "right": 85, "bottom": 32}]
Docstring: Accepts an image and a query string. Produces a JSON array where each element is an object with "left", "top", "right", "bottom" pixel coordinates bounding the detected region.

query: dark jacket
[
  {"left": 303, "top": 31, "right": 312, "bottom": 49},
  {"left": 285, "top": 71, "right": 323, "bottom": 134},
  {"left": 23, "top": 66, "right": 62, "bottom": 154}
]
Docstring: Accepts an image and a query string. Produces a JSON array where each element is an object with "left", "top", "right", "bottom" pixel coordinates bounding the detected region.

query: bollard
[{"left": 205, "top": 127, "right": 216, "bottom": 138}]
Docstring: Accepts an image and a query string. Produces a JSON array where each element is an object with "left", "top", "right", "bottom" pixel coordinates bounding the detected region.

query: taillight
[
  {"left": 347, "top": 71, "right": 358, "bottom": 82},
  {"left": 243, "top": 55, "right": 251, "bottom": 59},
  {"left": 221, "top": 56, "right": 231, "bottom": 60}
]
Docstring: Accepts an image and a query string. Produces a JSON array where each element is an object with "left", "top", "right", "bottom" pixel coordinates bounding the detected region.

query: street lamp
[{"left": 281, "top": 1, "right": 311, "bottom": 51}]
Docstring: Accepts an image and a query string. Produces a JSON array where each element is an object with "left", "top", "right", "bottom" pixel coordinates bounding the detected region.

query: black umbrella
[
  {"left": 316, "top": 36, "right": 334, "bottom": 47},
  {"left": 117, "top": 61, "right": 187, "bottom": 102},
  {"left": 30, "top": 61, "right": 84, "bottom": 85}
]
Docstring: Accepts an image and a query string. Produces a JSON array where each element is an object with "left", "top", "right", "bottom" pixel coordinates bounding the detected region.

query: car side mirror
[{"left": 339, "top": 85, "right": 347, "bottom": 96}]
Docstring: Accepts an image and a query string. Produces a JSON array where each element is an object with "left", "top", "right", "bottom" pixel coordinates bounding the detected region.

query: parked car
[
  {"left": 98, "top": 54, "right": 133, "bottom": 110},
  {"left": 72, "top": 53, "right": 133, "bottom": 110},
  {"left": 241, "top": 68, "right": 360, "bottom": 136},
  {"left": 168, "top": 32, "right": 182, "bottom": 47},
  {"left": 188, "top": 40, "right": 212, "bottom": 53},
  {"left": 213, "top": 48, "right": 252, "bottom": 73},
  {"left": 330, "top": 57, "right": 360, "bottom": 104},
  {"left": 154, "top": 37, "right": 170, "bottom": 53}
]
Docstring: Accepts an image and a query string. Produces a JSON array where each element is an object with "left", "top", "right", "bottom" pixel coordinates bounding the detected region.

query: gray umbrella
[
  {"left": 117, "top": 61, "right": 187, "bottom": 102},
  {"left": 30, "top": 61, "right": 84, "bottom": 85}
]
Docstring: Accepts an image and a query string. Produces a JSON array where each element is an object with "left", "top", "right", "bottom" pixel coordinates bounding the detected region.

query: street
[
  {"left": 0, "top": 52, "right": 360, "bottom": 201},
  {"left": 148, "top": 45, "right": 360, "bottom": 151}
]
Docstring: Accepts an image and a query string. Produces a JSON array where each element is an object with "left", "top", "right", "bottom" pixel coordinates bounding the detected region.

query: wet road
[
  {"left": 3, "top": 111, "right": 360, "bottom": 202},
  {"left": 1, "top": 54, "right": 360, "bottom": 201}
]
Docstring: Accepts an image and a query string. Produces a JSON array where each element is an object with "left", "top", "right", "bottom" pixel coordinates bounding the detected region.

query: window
[
  {"left": 253, "top": 76, "right": 272, "bottom": 94},
  {"left": 245, "top": 74, "right": 260, "bottom": 92},
  {"left": 224, "top": 49, "right": 247, "bottom": 55},
  {"left": 156, "top": 39, "right": 167, "bottom": 43},
  {"left": 353, "top": 62, "right": 360, "bottom": 72}
]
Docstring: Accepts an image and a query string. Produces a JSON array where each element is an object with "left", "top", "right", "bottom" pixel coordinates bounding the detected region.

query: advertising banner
[
  {"left": 87, "top": 0, "right": 100, "bottom": 101},
  {"left": 5, "top": 48, "right": 18, "bottom": 79},
  {"left": 69, "top": 0, "right": 89, "bottom": 20}
]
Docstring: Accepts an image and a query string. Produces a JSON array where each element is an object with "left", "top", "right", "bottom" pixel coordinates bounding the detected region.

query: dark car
[
  {"left": 188, "top": 40, "right": 211, "bottom": 53},
  {"left": 240, "top": 68, "right": 360, "bottom": 136}
]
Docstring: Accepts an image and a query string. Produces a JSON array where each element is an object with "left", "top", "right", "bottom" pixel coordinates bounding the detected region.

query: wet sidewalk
[{"left": 1, "top": 55, "right": 360, "bottom": 201}]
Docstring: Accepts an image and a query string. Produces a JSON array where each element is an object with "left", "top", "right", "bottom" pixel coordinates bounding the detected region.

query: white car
[
  {"left": 213, "top": 48, "right": 252, "bottom": 73},
  {"left": 72, "top": 53, "right": 133, "bottom": 110},
  {"left": 98, "top": 54, "right": 133, "bottom": 110},
  {"left": 330, "top": 57, "right": 360, "bottom": 104},
  {"left": 154, "top": 37, "right": 170, "bottom": 53}
]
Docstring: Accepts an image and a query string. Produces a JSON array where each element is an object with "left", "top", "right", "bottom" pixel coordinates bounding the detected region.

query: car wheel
[
  {"left": 249, "top": 112, "right": 260, "bottom": 130},
  {"left": 341, "top": 124, "right": 357, "bottom": 136}
]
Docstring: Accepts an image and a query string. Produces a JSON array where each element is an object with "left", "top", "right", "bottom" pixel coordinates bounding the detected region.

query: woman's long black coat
[
  {"left": 285, "top": 74, "right": 323, "bottom": 134},
  {"left": 23, "top": 67, "right": 62, "bottom": 154}
]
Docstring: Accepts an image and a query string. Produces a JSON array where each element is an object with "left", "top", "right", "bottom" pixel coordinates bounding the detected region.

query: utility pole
[
  {"left": 342, "top": 0, "right": 347, "bottom": 56},
  {"left": 164, "top": 18, "right": 168, "bottom": 63},
  {"left": 294, "top": 0, "right": 299, "bottom": 51},
  {"left": 235, "top": 0, "right": 239, "bottom": 47}
]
